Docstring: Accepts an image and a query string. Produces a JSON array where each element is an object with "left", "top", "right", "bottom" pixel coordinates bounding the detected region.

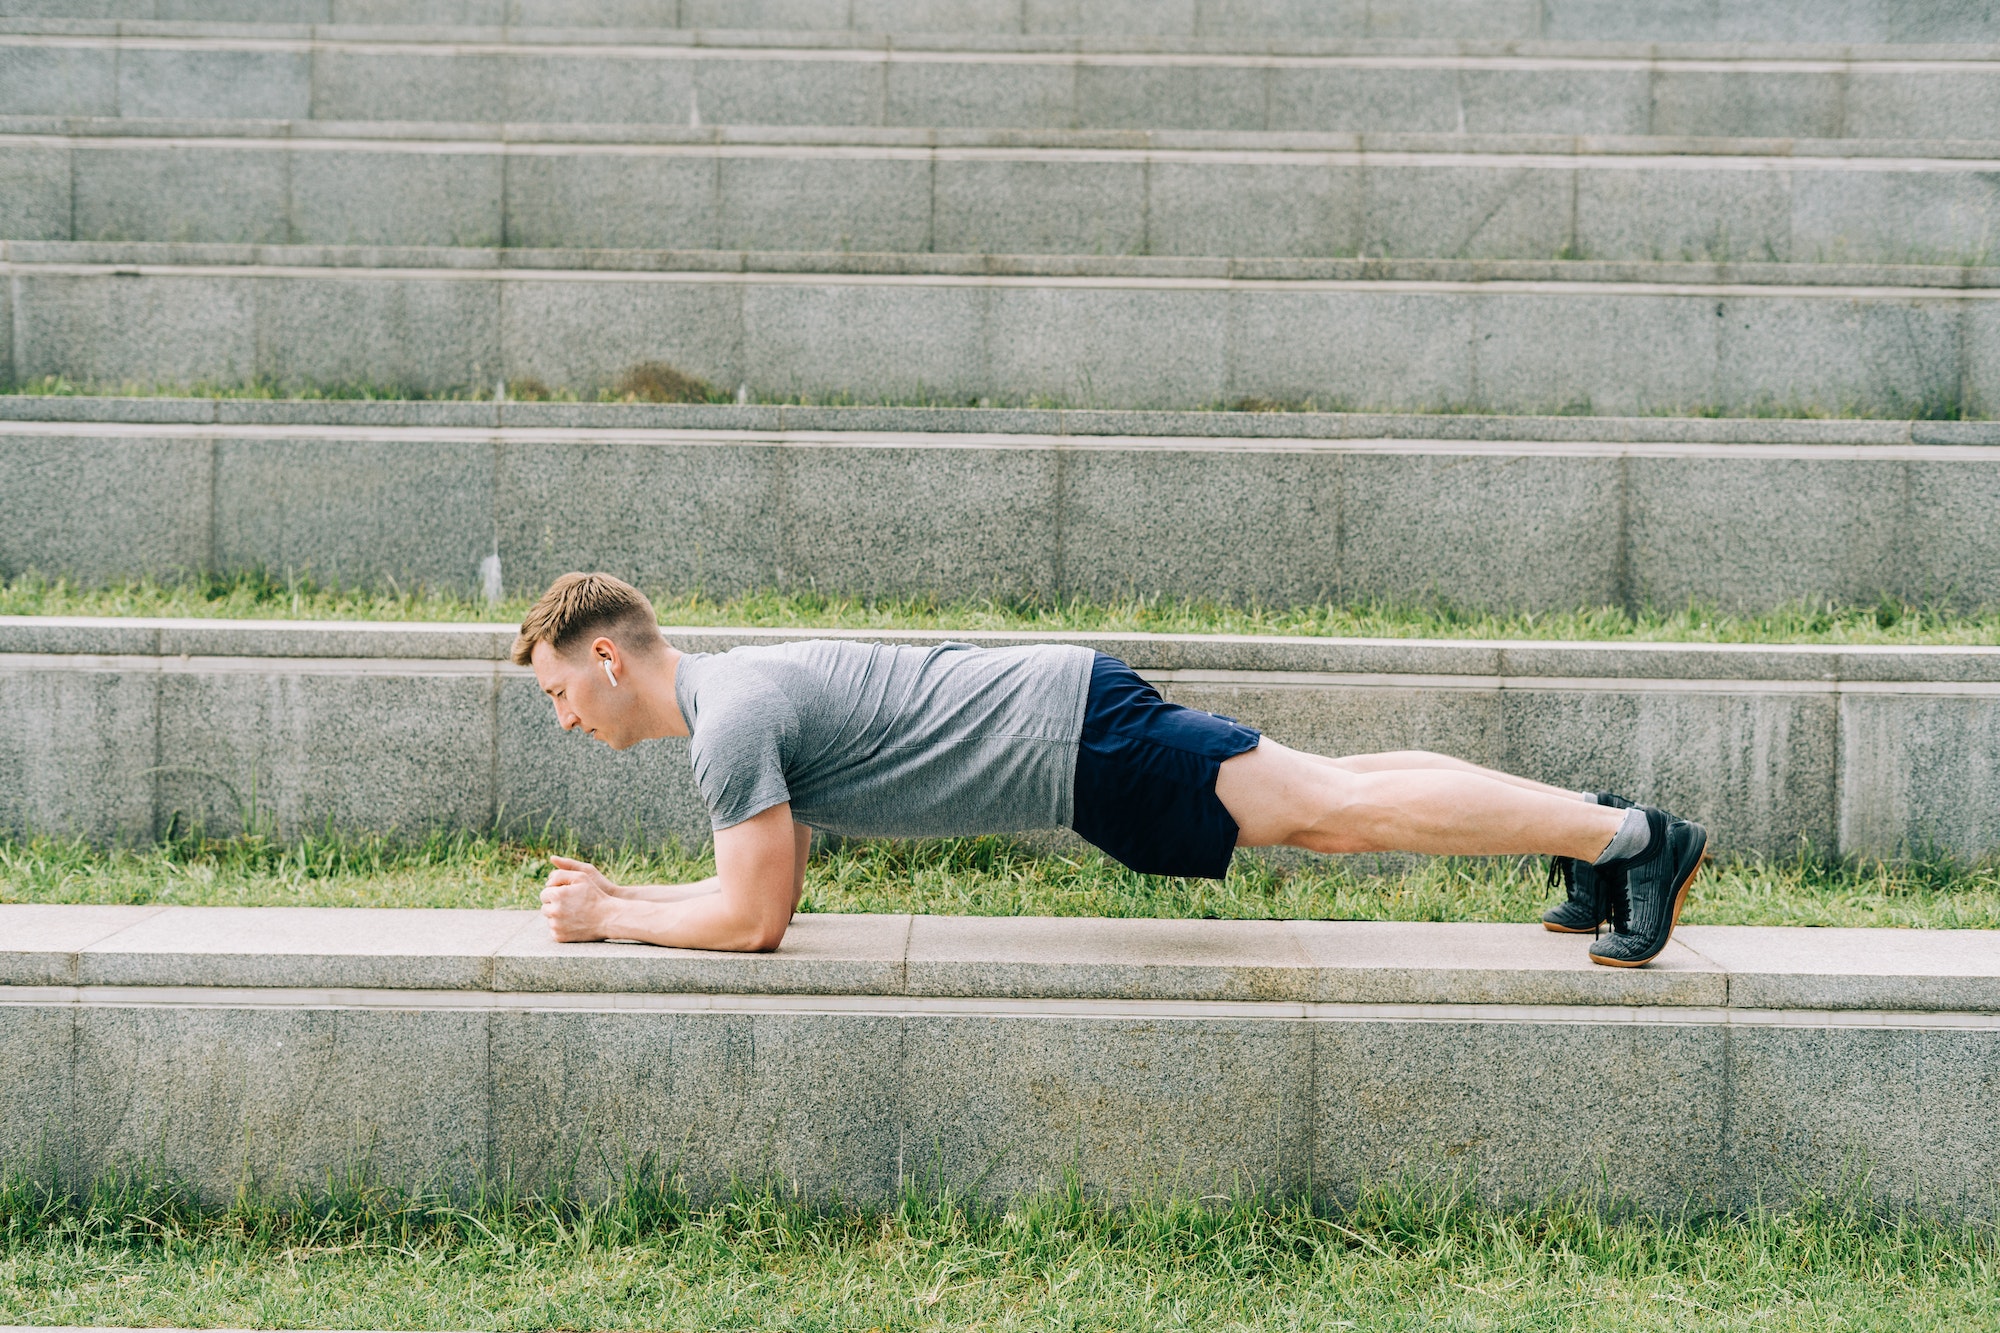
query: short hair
[{"left": 510, "top": 572, "right": 663, "bottom": 667}]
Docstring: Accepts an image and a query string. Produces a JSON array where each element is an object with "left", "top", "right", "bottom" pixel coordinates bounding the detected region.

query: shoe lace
[
  {"left": 1549, "top": 856, "right": 1624, "bottom": 939},
  {"left": 1598, "top": 865, "right": 1630, "bottom": 939}
]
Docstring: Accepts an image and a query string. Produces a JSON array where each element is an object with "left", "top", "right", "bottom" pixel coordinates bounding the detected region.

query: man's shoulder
[{"left": 684, "top": 651, "right": 799, "bottom": 733}]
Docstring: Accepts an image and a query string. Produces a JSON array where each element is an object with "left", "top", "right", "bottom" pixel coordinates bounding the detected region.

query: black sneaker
[
  {"left": 1588, "top": 807, "right": 1708, "bottom": 968},
  {"left": 1540, "top": 792, "right": 1635, "bottom": 934}
]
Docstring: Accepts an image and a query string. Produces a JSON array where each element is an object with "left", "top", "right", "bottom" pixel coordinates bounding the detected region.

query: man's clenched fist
[{"left": 541, "top": 854, "right": 618, "bottom": 941}]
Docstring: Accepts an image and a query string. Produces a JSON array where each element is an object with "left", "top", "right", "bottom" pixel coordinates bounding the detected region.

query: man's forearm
[
  {"left": 606, "top": 877, "right": 720, "bottom": 903},
  {"left": 591, "top": 891, "right": 785, "bottom": 952}
]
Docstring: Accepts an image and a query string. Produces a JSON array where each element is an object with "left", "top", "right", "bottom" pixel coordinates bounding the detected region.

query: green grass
[
  {"left": 4, "top": 1168, "right": 1997, "bottom": 1330},
  {"left": 6, "top": 829, "right": 1999, "bottom": 930},
  {"left": 9, "top": 570, "right": 2000, "bottom": 647}
]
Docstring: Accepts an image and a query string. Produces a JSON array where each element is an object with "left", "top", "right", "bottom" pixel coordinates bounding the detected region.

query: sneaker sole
[
  {"left": 1542, "top": 919, "right": 1598, "bottom": 934},
  {"left": 1588, "top": 828, "right": 1708, "bottom": 968}
]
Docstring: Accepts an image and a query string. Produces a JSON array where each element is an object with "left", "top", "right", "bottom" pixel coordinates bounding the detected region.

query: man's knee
[{"left": 1217, "top": 742, "right": 1367, "bottom": 851}]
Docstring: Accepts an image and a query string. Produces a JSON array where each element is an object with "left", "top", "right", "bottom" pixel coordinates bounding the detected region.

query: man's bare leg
[
  {"left": 1304, "top": 749, "right": 1588, "bottom": 799},
  {"left": 1215, "top": 739, "right": 1621, "bottom": 859}
]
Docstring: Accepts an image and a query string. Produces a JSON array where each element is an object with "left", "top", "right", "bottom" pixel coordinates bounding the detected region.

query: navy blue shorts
[{"left": 1070, "top": 653, "right": 1263, "bottom": 879}]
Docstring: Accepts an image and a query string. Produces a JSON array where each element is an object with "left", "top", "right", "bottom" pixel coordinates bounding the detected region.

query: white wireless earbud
[{"left": 602, "top": 659, "right": 618, "bottom": 687}]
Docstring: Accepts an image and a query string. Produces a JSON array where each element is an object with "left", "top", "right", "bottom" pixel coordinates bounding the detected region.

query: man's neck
[{"left": 649, "top": 645, "right": 691, "bottom": 739}]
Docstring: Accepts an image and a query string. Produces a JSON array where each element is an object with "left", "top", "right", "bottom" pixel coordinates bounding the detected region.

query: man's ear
[{"left": 587, "top": 635, "right": 621, "bottom": 687}]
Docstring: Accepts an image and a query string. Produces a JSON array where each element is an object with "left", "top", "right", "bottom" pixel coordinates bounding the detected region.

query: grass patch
[
  {"left": 6, "top": 829, "right": 1999, "bottom": 929},
  {"left": 8, "top": 571, "right": 2000, "bottom": 647},
  {"left": 3, "top": 1168, "right": 1996, "bottom": 1330}
]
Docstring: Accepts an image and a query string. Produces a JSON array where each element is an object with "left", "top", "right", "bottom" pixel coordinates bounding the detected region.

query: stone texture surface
[
  {"left": 1838, "top": 689, "right": 2000, "bottom": 863},
  {"left": 9, "top": 0, "right": 2000, "bottom": 39},
  {"left": 1680, "top": 925, "right": 2000, "bottom": 1012},
  {"left": 214, "top": 434, "right": 495, "bottom": 593},
  {"left": 116, "top": 47, "right": 310, "bottom": 121},
  {"left": 0, "top": 430, "right": 213, "bottom": 584},
  {"left": 73, "top": 143, "right": 290, "bottom": 246},
  {"left": 488, "top": 1008, "right": 906, "bottom": 1201},
  {"left": 1061, "top": 447, "right": 1342, "bottom": 607},
  {"left": 1294, "top": 921, "right": 1726, "bottom": 1007},
  {"left": 1313, "top": 1018, "right": 1729, "bottom": 1210},
  {"left": 1338, "top": 450, "right": 1623, "bottom": 608},
  {"left": 10, "top": 271, "right": 260, "bottom": 393},
  {"left": 252, "top": 275, "right": 503, "bottom": 395},
  {"left": 0, "top": 141, "right": 76, "bottom": 243},
  {"left": 152, "top": 660, "right": 499, "bottom": 840},
  {"left": 0, "top": 43, "right": 118, "bottom": 118},
  {"left": 784, "top": 443, "right": 1060, "bottom": 600},
  {"left": 0, "top": 658, "right": 161, "bottom": 844},
  {"left": 0, "top": 904, "right": 167, "bottom": 985},
  {"left": 495, "top": 439, "right": 783, "bottom": 599},
  {"left": 10, "top": 905, "right": 1989, "bottom": 1012},
  {"left": 502, "top": 277, "right": 744, "bottom": 396},
  {"left": 74, "top": 906, "right": 526, "bottom": 990},
  {"left": 1722, "top": 1024, "right": 2000, "bottom": 1215},
  {"left": 10, "top": 397, "right": 1989, "bottom": 444},
  {"left": 70, "top": 1002, "right": 490, "bottom": 1201},
  {"left": 0, "top": 1003, "right": 74, "bottom": 1178},
  {"left": 291, "top": 147, "right": 505, "bottom": 249},
  {"left": 900, "top": 1013, "right": 1314, "bottom": 1201},
  {"left": 905, "top": 915, "right": 1317, "bottom": 1001},
  {"left": 12, "top": 261, "right": 2000, "bottom": 419},
  {"left": 13, "top": 906, "right": 2000, "bottom": 1211}
]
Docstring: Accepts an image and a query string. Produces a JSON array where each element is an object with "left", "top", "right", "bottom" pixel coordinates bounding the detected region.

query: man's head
[{"left": 512, "top": 572, "right": 674, "bottom": 748}]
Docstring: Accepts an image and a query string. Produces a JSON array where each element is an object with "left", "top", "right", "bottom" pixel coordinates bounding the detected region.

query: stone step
[
  {"left": 6, "top": 29, "right": 1998, "bottom": 139},
  {"left": 2, "top": 244, "right": 1992, "bottom": 416},
  {"left": 3, "top": 0, "right": 1997, "bottom": 43},
  {"left": 8, "top": 121, "right": 1997, "bottom": 265},
  {"left": 5, "top": 404, "right": 1999, "bottom": 614},
  {"left": 4, "top": 904, "right": 1997, "bottom": 1211},
  {"left": 4, "top": 617, "right": 1998, "bottom": 859}
]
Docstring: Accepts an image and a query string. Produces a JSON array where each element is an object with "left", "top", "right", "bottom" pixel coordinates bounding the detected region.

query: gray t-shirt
[{"left": 673, "top": 639, "right": 1095, "bottom": 837}]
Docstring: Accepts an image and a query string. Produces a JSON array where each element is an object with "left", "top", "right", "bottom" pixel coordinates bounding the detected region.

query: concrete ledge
[
  {"left": 8, "top": 123, "right": 1998, "bottom": 264},
  {"left": 2, "top": 619, "right": 1998, "bottom": 858},
  {"left": 3, "top": 247, "right": 1992, "bottom": 419},
  {"left": 7, "top": 616, "right": 2000, "bottom": 681},
  {"left": 1, "top": 3, "right": 1998, "bottom": 44},
  {"left": 2, "top": 907, "right": 1996, "bottom": 1214},
  {"left": 6, "top": 395, "right": 1997, "bottom": 443},
  {"left": 0, "top": 906, "right": 1743, "bottom": 1005},
  {"left": 5, "top": 414, "right": 2000, "bottom": 613},
  {"left": 9, "top": 239, "right": 2000, "bottom": 286},
  {"left": 2, "top": 27, "right": 1996, "bottom": 143},
  {"left": 6, "top": 907, "right": 1993, "bottom": 1013},
  {"left": 9, "top": 21, "right": 2000, "bottom": 55},
  {"left": 9, "top": 118, "right": 2000, "bottom": 156}
]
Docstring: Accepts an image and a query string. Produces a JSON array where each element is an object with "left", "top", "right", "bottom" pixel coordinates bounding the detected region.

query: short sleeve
[{"left": 686, "top": 672, "right": 797, "bottom": 831}]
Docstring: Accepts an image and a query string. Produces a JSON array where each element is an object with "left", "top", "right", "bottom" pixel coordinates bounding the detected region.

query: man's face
[{"left": 531, "top": 640, "right": 638, "bottom": 749}]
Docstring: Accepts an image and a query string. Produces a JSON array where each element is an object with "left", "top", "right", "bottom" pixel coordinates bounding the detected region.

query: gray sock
[
  {"left": 1593, "top": 806, "right": 1651, "bottom": 865},
  {"left": 1578, "top": 790, "right": 1597, "bottom": 802}
]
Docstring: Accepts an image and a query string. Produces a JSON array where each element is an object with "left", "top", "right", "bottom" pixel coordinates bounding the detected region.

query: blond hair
[{"left": 510, "top": 572, "right": 663, "bottom": 667}]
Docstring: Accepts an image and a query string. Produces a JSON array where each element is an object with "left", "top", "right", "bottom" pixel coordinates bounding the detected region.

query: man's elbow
[{"left": 725, "top": 899, "right": 791, "bottom": 953}]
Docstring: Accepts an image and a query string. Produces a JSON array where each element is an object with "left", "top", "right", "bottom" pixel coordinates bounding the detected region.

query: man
[{"left": 521, "top": 573, "right": 1706, "bottom": 967}]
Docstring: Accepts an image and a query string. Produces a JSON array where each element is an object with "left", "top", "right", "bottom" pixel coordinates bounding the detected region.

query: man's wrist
[{"left": 586, "top": 891, "right": 629, "bottom": 941}]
